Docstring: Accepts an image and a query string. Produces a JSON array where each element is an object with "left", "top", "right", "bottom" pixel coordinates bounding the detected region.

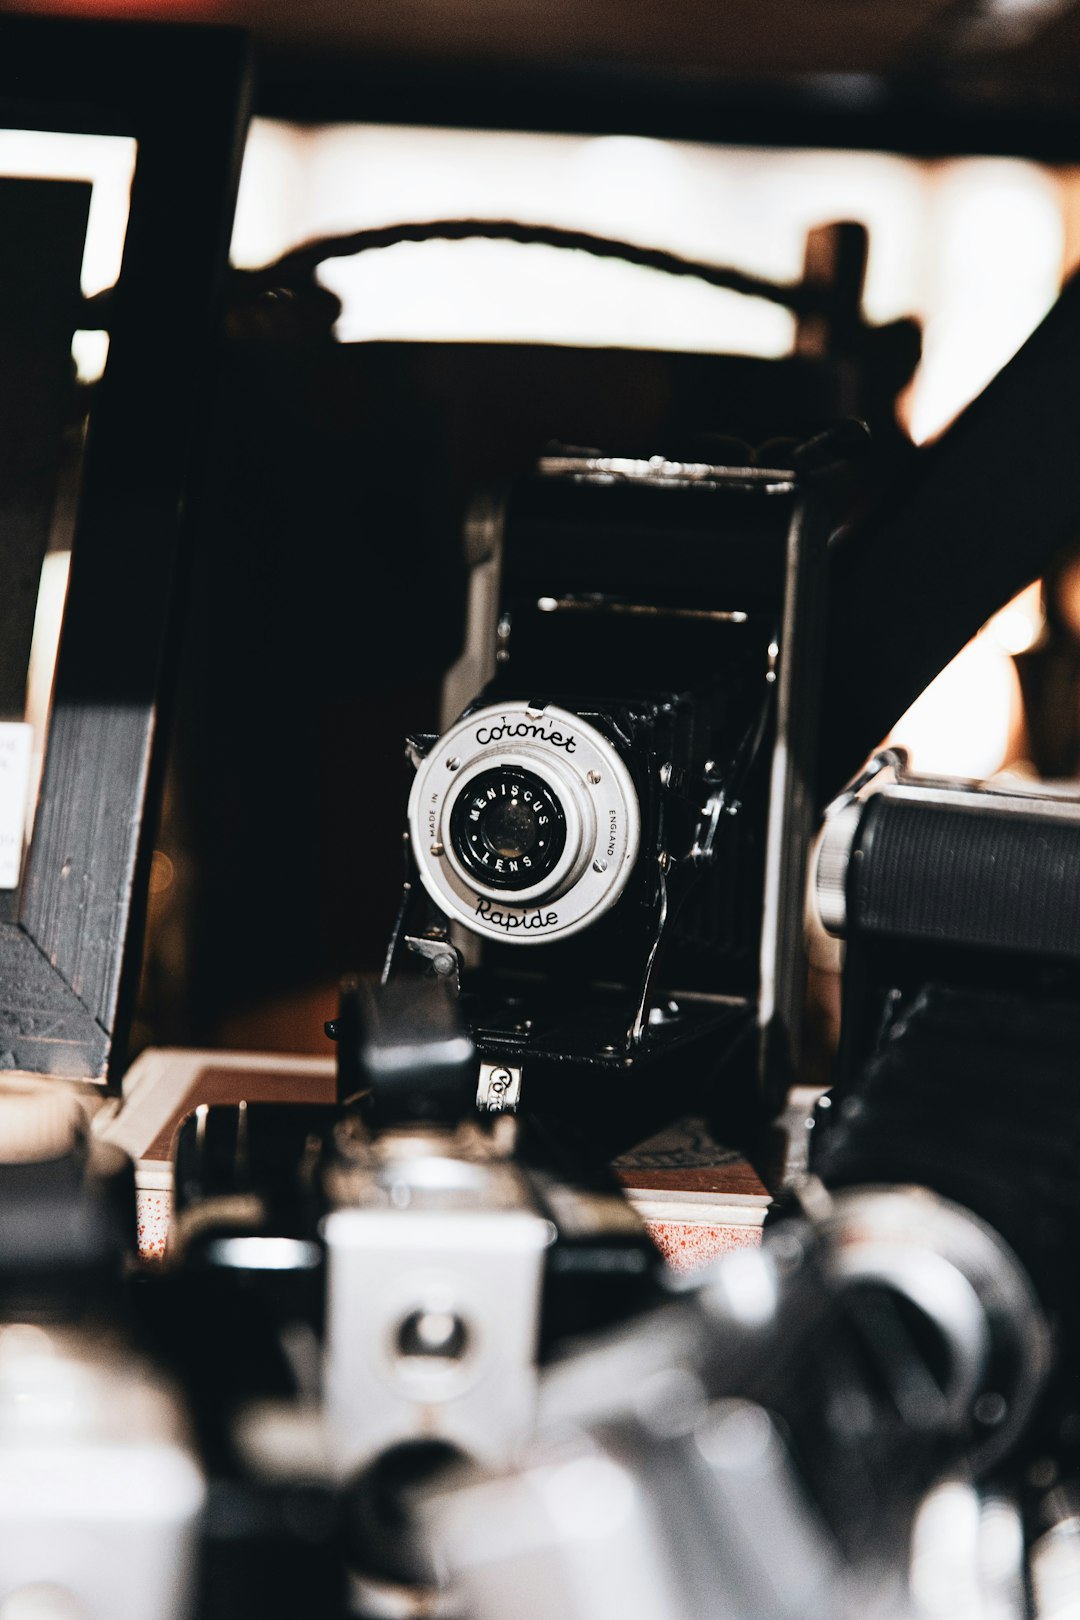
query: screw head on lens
[{"left": 448, "top": 766, "right": 567, "bottom": 891}]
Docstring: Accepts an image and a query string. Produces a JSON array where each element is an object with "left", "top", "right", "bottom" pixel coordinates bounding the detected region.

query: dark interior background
[
  {"left": 12, "top": 0, "right": 1080, "bottom": 1063},
  {"left": 151, "top": 320, "right": 904, "bottom": 1053},
  {"left": 17, "top": 0, "right": 1080, "bottom": 158}
]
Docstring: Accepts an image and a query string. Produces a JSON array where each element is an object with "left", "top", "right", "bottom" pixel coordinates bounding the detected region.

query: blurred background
[{"left": 8, "top": 1, "right": 1080, "bottom": 1061}]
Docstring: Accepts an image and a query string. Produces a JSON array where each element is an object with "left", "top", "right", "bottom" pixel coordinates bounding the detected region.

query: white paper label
[
  {"left": 0, "top": 723, "right": 32, "bottom": 889},
  {"left": 476, "top": 1062, "right": 522, "bottom": 1114}
]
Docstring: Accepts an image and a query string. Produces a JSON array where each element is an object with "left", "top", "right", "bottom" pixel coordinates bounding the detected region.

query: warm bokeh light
[
  {"left": 906, "top": 162, "right": 1063, "bottom": 444},
  {"left": 234, "top": 122, "right": 1062, "bottom": 436},
  {"left": 3, "top": 121, "right": 1073, "bottom": 796},
  {"left": 885, "top": 586, "right": 1046, "bottom": 780},
  {"left": 23, "top": 552, "right": 71, "bottom": 840},
  {"left": 231, "top": 125, "right": 1073, "bottom": 786},
  {"left": 0, "top": 130, "right": 135, "bottom": 296},
  {"left": 0, "top": 130, "right": 133, "bottom": 380},
  {"left": 988, "top": 582, "right": 1044, "bottom": 657}
]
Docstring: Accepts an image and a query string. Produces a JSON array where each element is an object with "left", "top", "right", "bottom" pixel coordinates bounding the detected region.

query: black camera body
[
  {"left": 811, "top": 758, "right": 1080, "bottom": 1461},
  {"left": 390, "top": 444, "right": 850, "bottom": 1141}
]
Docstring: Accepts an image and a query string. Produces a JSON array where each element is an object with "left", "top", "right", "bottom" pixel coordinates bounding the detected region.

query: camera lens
[
  {"left": 409, "top": 701, "right": 641, "bottom": 942},
  {"left": 448, "top": 766, "right": 567, "bottom": 891}
]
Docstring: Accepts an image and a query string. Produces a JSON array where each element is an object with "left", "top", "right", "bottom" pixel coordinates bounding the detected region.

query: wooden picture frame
[{"left": 0, "top": 17, "right": 251, "bottom": 1082}]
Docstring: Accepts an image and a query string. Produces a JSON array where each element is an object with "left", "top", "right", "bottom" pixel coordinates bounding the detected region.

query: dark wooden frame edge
[{"left": 0, "top": 16, "right": 252, "bottom": 1083}]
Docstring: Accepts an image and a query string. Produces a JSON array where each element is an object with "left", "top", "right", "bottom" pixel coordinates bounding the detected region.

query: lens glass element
[{"left": 449, "top": 766, "right": 567, "bottom": 891}]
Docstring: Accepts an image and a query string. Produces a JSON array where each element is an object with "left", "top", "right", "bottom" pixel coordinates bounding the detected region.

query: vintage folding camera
[{"left": 387, "top": 438, "right": 858, "bottom": 1142}]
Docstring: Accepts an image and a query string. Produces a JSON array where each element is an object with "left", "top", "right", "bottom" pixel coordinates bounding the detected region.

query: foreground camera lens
[{"left": 448, "top": 766, "right": 567, "bottom": 891}]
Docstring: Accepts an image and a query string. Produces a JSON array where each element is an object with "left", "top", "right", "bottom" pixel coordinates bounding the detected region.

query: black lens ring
[{"left": 448, "top": 766, "right": 567, "bottom": 892}]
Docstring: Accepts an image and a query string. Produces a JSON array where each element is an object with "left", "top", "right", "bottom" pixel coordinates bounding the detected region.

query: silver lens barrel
[
  {"left": 408, "top": 702, "right": 640, "bottom": 945},
  {"left": 813, "top": 798, "right": 864, "bottom": 937},
  {"left": 820, "top": 1186, "right": 1051, "bottom": 1471}
]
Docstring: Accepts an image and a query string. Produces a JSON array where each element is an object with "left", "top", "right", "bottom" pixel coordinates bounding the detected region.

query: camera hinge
[{"left": 403, "top": 934, "right": 463, "bottom": 993}]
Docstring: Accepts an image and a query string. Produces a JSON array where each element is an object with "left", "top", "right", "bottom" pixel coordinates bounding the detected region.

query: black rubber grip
[{"left": 850, "top": 797, "right": 1080, "bottom": 960}]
